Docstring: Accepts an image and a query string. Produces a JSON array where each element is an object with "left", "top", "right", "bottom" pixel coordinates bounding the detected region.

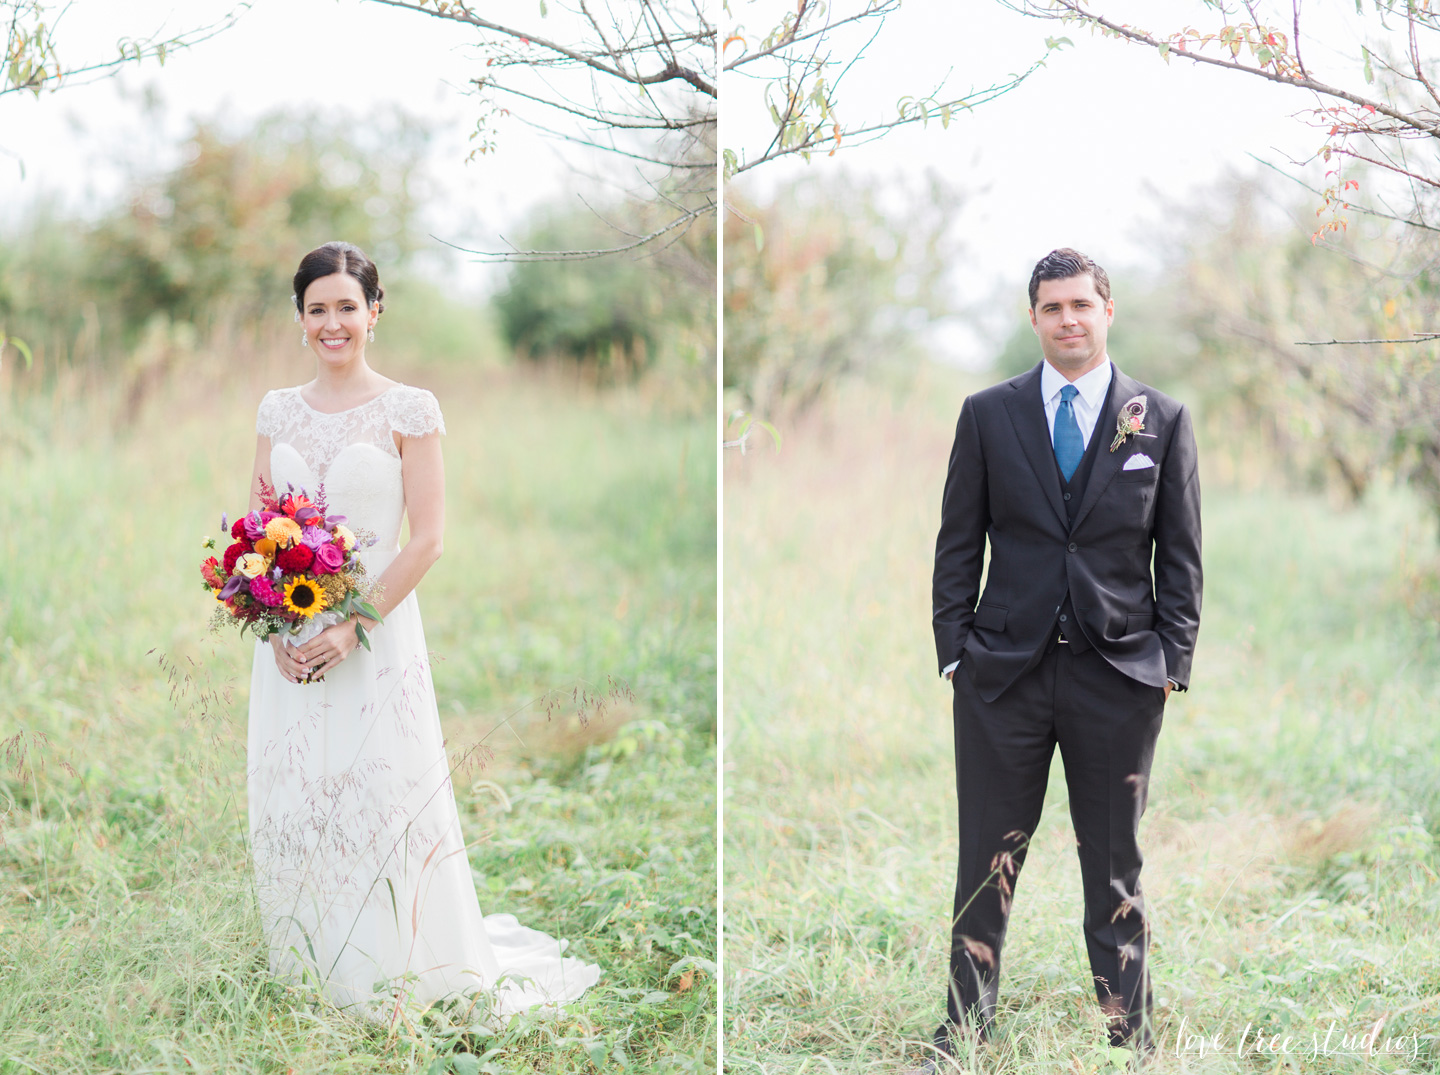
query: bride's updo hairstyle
[{"left": 292, "top": 241, "right": 386, "bottom": 314}]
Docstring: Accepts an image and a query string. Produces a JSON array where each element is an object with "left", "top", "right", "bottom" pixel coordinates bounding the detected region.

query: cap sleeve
[
  {"left": 256, "top": 390, "right": 283, "bottom": 440},
  {"left": 385, "top": 385, "right": 446, "bottom": 439}
]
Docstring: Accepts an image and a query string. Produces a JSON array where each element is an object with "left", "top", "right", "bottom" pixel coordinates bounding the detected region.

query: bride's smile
[{"left": 301, "top": 271, "right": 377, "bottom": 363}]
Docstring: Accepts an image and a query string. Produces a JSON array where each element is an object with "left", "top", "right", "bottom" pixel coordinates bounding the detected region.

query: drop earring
[
  {"left": 368, "top": 328, "right": 375, "bottom": 343},
  {"left": 301, "top": 331, "right": 309, "bottom": 348}
]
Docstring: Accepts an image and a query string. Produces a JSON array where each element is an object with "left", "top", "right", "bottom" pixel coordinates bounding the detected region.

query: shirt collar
[{"left": 1041, "top": 356, "right": 1112, "bottom": 408}]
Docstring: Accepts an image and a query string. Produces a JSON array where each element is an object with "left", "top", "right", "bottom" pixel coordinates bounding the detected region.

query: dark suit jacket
[{"left": 932, "top": 362, "right": 1202, "bottom": 703}]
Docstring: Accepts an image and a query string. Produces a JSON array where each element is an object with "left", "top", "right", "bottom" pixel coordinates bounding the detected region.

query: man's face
[{"left": 1029, "top": 274, "right": 1113, "bottom": 379}]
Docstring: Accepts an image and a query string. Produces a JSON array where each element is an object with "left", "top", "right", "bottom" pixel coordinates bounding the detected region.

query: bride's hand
[
  {"left": 269, "top": 633, "right": 311, "bottom": 684},
  {"left": 294, "top": 620, "right": 362, "bottom": 681}
]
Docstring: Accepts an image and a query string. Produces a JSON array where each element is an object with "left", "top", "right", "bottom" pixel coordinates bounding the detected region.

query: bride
[{"left": 245, "top": 240, "right": 600, "bottom": 1020}]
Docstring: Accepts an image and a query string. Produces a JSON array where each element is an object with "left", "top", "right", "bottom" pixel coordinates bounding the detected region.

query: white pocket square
[{"left": 1122, "top": 453, "right": 1155, "bottom": 471}]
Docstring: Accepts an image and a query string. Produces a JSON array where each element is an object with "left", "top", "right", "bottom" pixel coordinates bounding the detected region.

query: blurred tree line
[
  {"left": 0, "top": 110, "right": 428, "bottom": 369},
  {"left": 1171, "top": 177, "right": 1440, "bottom": 519},
  {"left": 726, "top": 168, "right": 1440, "bottom": 523},
  {"left": 494, "top": 198, "right": 715, "bottom": 383},
  {"left": 0, "top": 107, "right": 713, "bottom": 412},
  {"left": 723, "top": 172, "right": 962, "bottom": 418}
]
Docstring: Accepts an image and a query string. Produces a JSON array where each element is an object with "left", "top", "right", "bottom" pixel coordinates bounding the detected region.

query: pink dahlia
[{"left": 249, "top": 575, "right": 285, "bottom": 608}]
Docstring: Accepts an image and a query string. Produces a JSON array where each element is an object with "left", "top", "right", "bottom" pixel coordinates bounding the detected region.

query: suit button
[
  {"left": 1063, "top": 492, "right": 1072, "bottom": 501},
  {"left": 1059, "top": 614, "right": 1068, "bottom": 623},
  {"left": 1067, "top": 542, "right": 1077, "bottom": 552}
]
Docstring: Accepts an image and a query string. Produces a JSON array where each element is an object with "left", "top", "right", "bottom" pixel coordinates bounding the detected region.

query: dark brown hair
[
  {"left": 1027, "top": 247, "right": 1110, "bottom": 309},
  {"left": 292, "top": 241, "right": 386, "bottom": 314}
]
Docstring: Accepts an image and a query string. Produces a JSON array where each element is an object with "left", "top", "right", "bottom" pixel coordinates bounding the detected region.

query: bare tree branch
[
  {"left": 366, "top": 0, "right": 715, "bottom": 96},
  {"left": 733, "top": 63, "right": 1041, "bottom": 176},
  {"left": 1295, "top": 333, "right": 1440, "bottom": 345},
  {"left": 1000, "top": 0, "right": 1440, "bottom": 137},
  {"left": 2, "top": 0, "right": 248, "bottom": 99},
  {"left": 725, "top": 0, "right": 1052, "bottom": 177},
  {"left": 366, "top": 0, "right": 715, "bottom": 260},
  {"left": 430, "top": 199, "right": 713, "bottom": 262},
  {"left": 723, "top": 2, "right": 900, "bottom": 72},
  {"left": 1002, "top": 0, "right": 1440, "bottom": 237},
  {"left": 1248, "top": 153, "right": 1440, "bottom": 234}
]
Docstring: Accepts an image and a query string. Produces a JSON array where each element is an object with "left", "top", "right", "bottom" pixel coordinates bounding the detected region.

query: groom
[{"left": 927, "top": 249, "right": 1201, "bottom": 1059}]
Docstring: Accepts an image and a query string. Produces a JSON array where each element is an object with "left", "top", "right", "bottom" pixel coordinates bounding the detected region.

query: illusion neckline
[{"left": 292, "top": 383, "right": 402, "bottom": 417}]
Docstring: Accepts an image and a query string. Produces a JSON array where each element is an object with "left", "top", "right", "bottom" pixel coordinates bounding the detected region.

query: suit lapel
[
  {"left": 1002, "top": 363, "right": 1068, "bottom": 530},
  {"left": 1071, "top": 366, "right": 1140, "bottom": 532}
]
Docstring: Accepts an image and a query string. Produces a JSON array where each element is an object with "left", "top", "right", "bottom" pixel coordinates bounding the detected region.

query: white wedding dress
[{"left": 247, "top": 384, "right": 601, "bottom": 1020}]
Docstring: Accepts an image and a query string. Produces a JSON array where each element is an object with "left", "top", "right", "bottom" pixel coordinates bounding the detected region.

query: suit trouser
[{"left": 937, "top": 638, "right": 1165, "bottom": 1051}]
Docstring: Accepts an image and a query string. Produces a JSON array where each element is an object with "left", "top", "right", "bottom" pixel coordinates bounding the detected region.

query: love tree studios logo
[{"left": 1172, "top": 1015, "right": 1421, "bottom": 1062}]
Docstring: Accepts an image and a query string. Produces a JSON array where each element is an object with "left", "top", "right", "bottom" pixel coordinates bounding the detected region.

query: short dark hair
[
  {"left": 292, "top": 241, "right": 386, "bottom": 314},
  {"left": 1028, "top": 248, "right": 1110, "bottom": 309}
]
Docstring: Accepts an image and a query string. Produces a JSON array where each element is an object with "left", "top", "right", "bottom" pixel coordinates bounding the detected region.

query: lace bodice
[
  {"left": 257, "top": 385, "right": 445, "bottom": 479},
  {"left": 256, "top": 385, "right": 445, "bottom": 554}
]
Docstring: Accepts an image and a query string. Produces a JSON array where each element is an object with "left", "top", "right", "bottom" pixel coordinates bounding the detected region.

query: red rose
[
  {"left": 222, "top": 540, "right": 252, "bottom": 575},
  {"left": 276, "top": 543, "right": 315, "bottom": 573}
]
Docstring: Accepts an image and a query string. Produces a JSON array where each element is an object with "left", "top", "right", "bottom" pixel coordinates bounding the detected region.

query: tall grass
[
  {"left": 722, "top": 370, "right": 1440, "bottom": 1074},
  {"left": 0, "top": 353, "right": 716, "bottom": 1074}
]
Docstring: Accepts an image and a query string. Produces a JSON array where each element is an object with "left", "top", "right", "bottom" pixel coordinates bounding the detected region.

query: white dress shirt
[{"left": 1041, "top": 357, "right": 1111, "bottom": 450}]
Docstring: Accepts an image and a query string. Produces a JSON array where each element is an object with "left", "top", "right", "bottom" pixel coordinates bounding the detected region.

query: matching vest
[{"left": 1050, "top": 375, "right": 1117, "bottom": 654}]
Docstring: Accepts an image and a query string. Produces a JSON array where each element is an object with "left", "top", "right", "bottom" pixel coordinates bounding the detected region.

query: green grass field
[
  {"left": 723, "top": 373, "right": 1440, "bottom": 1074},
  {"left": 0, "top": 359, "right": 716, "bottom": 1074}
]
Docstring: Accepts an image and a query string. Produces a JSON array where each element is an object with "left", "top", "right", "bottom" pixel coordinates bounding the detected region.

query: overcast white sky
[
  {"left": 0, "top": 0, "right": 681, "bottom": 293},
  {"left": 1, "top": 0, "right": 1391, "bottom": 345},
  {"left": 723, "top": 0, "right": 1380, "bottom": 362}
]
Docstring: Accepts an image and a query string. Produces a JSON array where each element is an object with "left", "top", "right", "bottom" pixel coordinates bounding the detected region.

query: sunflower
[{"left": 282, "top": 575, "right": 329, "bottom": 618}]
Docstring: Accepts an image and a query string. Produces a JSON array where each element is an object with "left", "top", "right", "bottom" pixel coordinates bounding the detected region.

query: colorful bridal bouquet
[{"left": 200, "top": 478, "right": 382, "bottom": 651}]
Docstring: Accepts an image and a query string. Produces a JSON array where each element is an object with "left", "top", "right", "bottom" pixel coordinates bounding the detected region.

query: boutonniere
[{"left": 1109, "top": 394, "right": 1157, "bottom": 452}]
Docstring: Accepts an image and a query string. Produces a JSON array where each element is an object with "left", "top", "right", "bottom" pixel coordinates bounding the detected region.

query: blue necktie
[{"left": 1054, "top": 384, "right": 1083, "bottom": 481}]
